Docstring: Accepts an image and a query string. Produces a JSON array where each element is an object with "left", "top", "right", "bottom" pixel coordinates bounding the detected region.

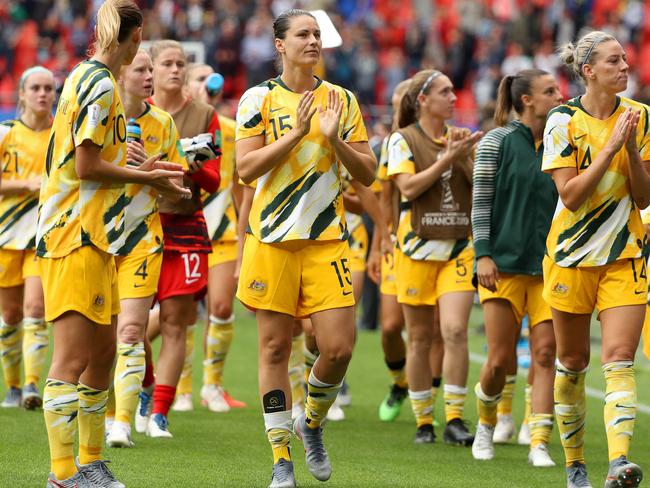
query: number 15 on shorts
[{"left": 331, "top": 258, "right": 353, "bottom": 296}]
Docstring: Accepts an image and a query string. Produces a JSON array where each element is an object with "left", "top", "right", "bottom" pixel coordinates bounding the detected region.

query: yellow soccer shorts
[
  {"left": 208, "top": 240, "right": 237, "bottom": 268},
  {"left": 478, "top": 274, "right": 551, "bottom": 327},
  {"left": 348, "top": 224, "right": 368, "bottom": 273},
  {"left": 115, "top": 251, "right": 163, "bottom": 300},
  {"left": 237, "top": 235, "right": 355, "bottom": 318},
  {"left": 395, "top": 245, "right": 474, "bottom": 306},
  {"left": 0, "top": 249, "right": 39, "bottom": 287},
  {"left": 39, "top": 245, "right": 119, "bottom": 325},
  {"left": 543, "top": 256, "right": 647, "bottom": 315},
  {"left": 380, "top": 249, "right": 398, "bottom": 296}
]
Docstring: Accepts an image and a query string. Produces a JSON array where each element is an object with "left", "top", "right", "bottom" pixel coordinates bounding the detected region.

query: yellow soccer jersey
[
  {"left": 542, "top": 96, "right": 650, "bottom": 267},
  {"left": 202, "top": 114, "right": 238, "bottom": 242},
  {"left": 37, "top": 60, "right": 127, "bottom": 258},
  {"left": 377, "top": 134, "right": 390, "bottom": 181},
  {"left": 116, "top": 103, "right": 185, "bottom": 256},
  {"left": 236, "top": 77, "right": 368, "bottom": 243},
  {"left": 0, "top": 119, "right": 50, "bottom": 249},
  {"left": 387, "top": 131, "right": 471, "bottom": 261}
]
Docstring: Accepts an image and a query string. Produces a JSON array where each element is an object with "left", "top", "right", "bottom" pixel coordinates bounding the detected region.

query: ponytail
[
  {"left": 493, "top": 75, "right": 516, "bottom": 126},
  {"left": 94, "top": 0, "right": 142, "bottom": 54}
]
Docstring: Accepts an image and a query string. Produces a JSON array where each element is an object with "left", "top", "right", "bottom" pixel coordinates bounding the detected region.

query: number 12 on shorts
[
  {"left": 330, "top": 258, "right": 352, "bottom": 294},
  {"left": 182, "top": 252, "right": 202, "bottom": 285}
]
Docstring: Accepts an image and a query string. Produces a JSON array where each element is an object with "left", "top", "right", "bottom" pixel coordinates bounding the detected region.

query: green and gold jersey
[
  {"left": 387, "top": 131, "right": 470, "bottom": 261},
  {"left": 37, "top": 60, "right": 127, "bottom": 258},
  {"left": 542, "top": 96, "right": 650, "bottom": 267},
  {"left": 377, "top": 134, "right": 390, "bottom": 181},
  {"left": 236, "top": 76, "right": 368, "bottom": 243},
  {"left": 202, "top": 114, "right": 238, "bottom": 242},
  {"left": 0, "top": 119, "right": 50, "bottom": 249},
  {"left": 116, "top": 102, "right": 185, "bottom": 256}
]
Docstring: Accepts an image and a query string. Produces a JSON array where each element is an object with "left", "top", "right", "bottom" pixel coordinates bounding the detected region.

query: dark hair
[
  {"left": 94, "top": 0, "right": 143, "bottom": 54},
  {"left": 493, "top": 69, "right": 549, "bottom": 126},
  {"left": 273, "top": 9, "right": 316, "bottom": 40},
  {"left": 398, "top": 69, "right": 442, "bottom": 128}
]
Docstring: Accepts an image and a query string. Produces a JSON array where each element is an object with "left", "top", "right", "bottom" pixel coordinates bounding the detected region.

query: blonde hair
[
  {"left": 17, "top": 66, "right": 55, "bottom": 116},
  {"left": 94, "top": 0, "right": 142, "bottom": 54},
  {"left": 150, "top": 40, "right": 185, "bottom": 62},
  {"left": 559, "top": 30, "right": 617, "bottom": 81}
]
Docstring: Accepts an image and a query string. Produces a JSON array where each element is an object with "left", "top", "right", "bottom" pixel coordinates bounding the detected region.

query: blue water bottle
[{"left": 126, "top": 118, "right": 142, "bottom": 166}]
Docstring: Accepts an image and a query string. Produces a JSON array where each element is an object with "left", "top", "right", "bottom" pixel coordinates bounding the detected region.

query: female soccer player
[
  {"left": 0, "top": 67, "right": 54, "bottom": 410},
  {"left": 106, "top": 49, "right": 187, "bottom": 448},
  {"left": 146, "top": 40, "right": 221, "bottom": 436},
  {"left": 387, "top": 69, "right": 481, "bottom": 445},
  {"left": 471, "top": 69, "right": 562, "bottom": 466},
  {"left": 543, "top": 31, "right": 649, "bottom": 488},
  {"left": 236, "top": 9, "right": 375, "bottom": 488},
  {"left": 37, "top": 1, "right": 188, "bottom": 486}
]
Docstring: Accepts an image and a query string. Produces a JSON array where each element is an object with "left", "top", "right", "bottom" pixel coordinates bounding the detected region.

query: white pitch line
[{"left": 469, "top": 352, "right": 650, "bottom": 415}]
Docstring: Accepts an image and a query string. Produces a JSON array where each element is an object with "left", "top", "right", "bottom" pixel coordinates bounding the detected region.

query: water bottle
[
  {"left": 126, "top": 118, "right": 142, "bottom": 166},
  {"left": 205, "top": 73, "right": 224, "bottom": 97}
]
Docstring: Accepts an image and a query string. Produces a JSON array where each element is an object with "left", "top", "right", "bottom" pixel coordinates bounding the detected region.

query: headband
[
  {"left": 19, "top": 66, "right": 54, "bottom": 90},
  {"left": 418, "top": 71, "right": 443, "bottom": 98},
  {"left": 580, "top": 37, "right": 605, "bottom": 69}
]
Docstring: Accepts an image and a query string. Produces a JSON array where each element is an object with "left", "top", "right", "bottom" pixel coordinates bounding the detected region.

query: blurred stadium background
[{"left": 1, "top": 0, "right": 649, "bottom": 135}]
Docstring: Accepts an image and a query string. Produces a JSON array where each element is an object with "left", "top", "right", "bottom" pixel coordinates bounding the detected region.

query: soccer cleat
[
  {"left": 135, "top": 390, "right": 152, "bottom": 434},
  {"left": 171, "top": 393, "right": 193, "bottom": 412},
  {"left": 268, "top": 459, "right": 296, "bottom": 488},
  {"left": 1, "top": 386, "right": 22, "bottom": 408},
  {"left": 443, "top": 418, "right": 474, "bottom": 446},
  {"left": 493, "top": 413, "right": 516, "bottom": 444},
  {"left": 107, "top": 421, "right": 135, "bottom": 448},
  {"left": 293, "top": 412, "right": 332, "bottom": 481},
  {"left": 414, "top": 424, "right": 435, "bottom": 444},
  {"left": 223, "top": 390, "right": 247, "bottom": 408},
  {"left": 22, "top": 383, "right": 43, "bottom": 410},
  {"left": 566, "top": 461, "right": 592, "bottom": 488},
  {"left": 326, "top": 400, "right": 345, "bottom": 422},
  {"left": 200, "top": 384, "right": 230, "bottom": 413},
  {"left": 75, "top": 458, "right": 125, "bottom": 488},
  {"left": 604, "top": 456, "right": 643, "bottom": 488},
  {"left": 46, "top": 471, "right": 94, "bottom": 488},
  {"left": 291, "top": 401, "right": 305, "bottom": 421},
  {"left": 146, "top": 413, "right": 173, "bottom": 438},
  {"left": 472, "top": 423, "right": 495, "bottom": 460},
  {"left": 337, "top": 380, "right": 351, "bottom": 407},
  {"left": 528, "top": 443, "right": 555, "bottom": 467},
  {"left": 517, "top": 421, "right": 531, "bottom": 445},
  {"left": 378, "top": 384, "right": 408, "bottom": 422}
]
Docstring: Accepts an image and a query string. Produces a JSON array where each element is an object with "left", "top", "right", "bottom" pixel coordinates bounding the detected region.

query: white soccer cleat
[
  {"left": 472, "top": 423, "right": 495, "bottom": 461},
  {"left": 518, "top": 421, "right": 531, "bottom": 445},
  {"left": 326, "top": 401, "right": 345, "bottom": 422},
  {"left": 107, "top": 421, "right": 135, "bottom": 448},
  {"left": 528, "top": 444, "right": 556, "bottom": 467},
  {"left": 135, "top": 390, "right": 152, "bottom": 434},
  {"left": 171, "top": 393, "right": 194, "bottom": 412},
  {"left": 493, "top": 414, "right": 515, "bottom": 444},
  {"left": 200, "top": 384, "right": 230, "bottom": 413},
  {"left": 146, "top": 413, "right": 173, "bottom": 438}
]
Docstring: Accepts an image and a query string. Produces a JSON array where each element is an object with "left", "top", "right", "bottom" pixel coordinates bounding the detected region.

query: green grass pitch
[{"left": 1, "top": 303, "right": 649, "bottom": 487}]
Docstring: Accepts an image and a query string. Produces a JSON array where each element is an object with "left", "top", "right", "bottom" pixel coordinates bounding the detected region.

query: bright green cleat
[{"left": 379, "top": 384, "right": 408, "bottom": 422}]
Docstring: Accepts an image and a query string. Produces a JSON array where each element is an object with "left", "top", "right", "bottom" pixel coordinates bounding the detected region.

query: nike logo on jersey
[
  {"left": 134, "top": 284, "right": 145, "bottom": 288},
  {"left": 634, "top": 290, "right": 645, "bottom": 295},
  {"left": 574, "top": 133, "right": 587, "bottom": 140},
  {"left": 269, "top": 107, "right": 284, "bottom": 113},
  {"left": 342, "top": 290, "right": 352, "bottom": 296}
]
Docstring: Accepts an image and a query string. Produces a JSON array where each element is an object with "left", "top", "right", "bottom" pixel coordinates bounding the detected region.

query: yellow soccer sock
[
  {"left": 288, "top": 333, "right": 305, "bottom": 407},
  {"left": 529, "top": 412, "right": 554, "bottom": 447},
  {"left": 264, "top": 410, "right": 292, "bottom": 463},
  {"left": 78, "top": 384, "right": 108, "bottom": 465},
  {"left": 177, "top": 324, "right": 195, "bottom": 395},
  {"left": 475, "top": 382, "right": 501, "bottom": 427},
  {"left": 555, "top": 362, "right": 587, "bottom": 466},
  {"left": 523, "top": 383, "right": 532, "bottom": 425},
  {"left": 444, "top": 384, "right": 467, "bottom": 422},
  {"left": 203, "top": 315, "right": 234, "bottom": 386},
  {"left": 603, "top": 361, "right": 636, "bottom": 461},
  {"left": 0, "top": 318, "right": 23, "bottom": 388},
  {"left": 303, "top": 347, "right": 318, "bottom": 385},
  {"left": 106, "top": 386, "right": 115, "bottom": 423},
  {"left": 44, "top": 379, "right": 78, "bottom": 480},
  {"left": 22, "top": 317, "right": 48, "bottom": 385},
  {"left": 114, "top": 342, "right": 145, "bottom": 424},
  {"left": 497, "top": 374, "right": 517, "bottom": 416},
  {"left": 305, "top": 369, "right": 340, "bottom": 428},
  {"left": 409, "top": 389, "right": 433, "bottom": 427},
  {"left": 386, "top": 358, "right": 407, "bottom": 389}
]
